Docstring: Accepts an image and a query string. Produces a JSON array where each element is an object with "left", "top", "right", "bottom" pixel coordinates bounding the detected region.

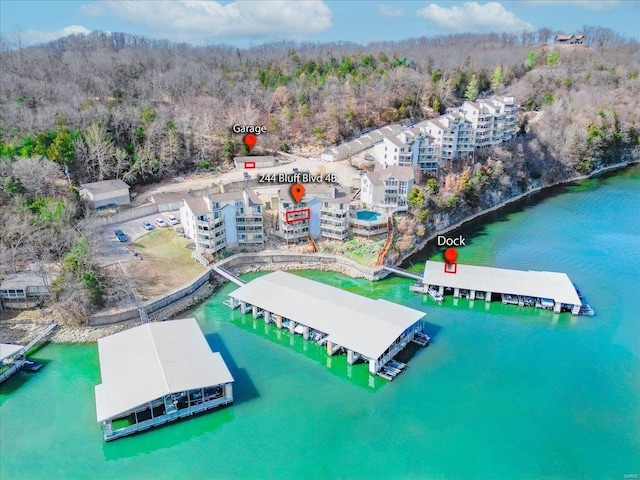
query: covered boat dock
[
  {"left": 225, "top": 271, "right": 429, "bottom": 379},
  {"left": 95, "top": 318, "right": 234, "bottom": 441},
  {"left": 416, "top": 261, "right": 583, "bottom": 315}
]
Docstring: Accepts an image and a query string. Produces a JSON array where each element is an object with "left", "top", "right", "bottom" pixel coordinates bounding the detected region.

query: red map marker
[
  {"left": 243, "top": 133, "right": 257, "bottom": 152},
  {"left": 444, "top": 247, "right": 458, "bottom": 264},
  {"left": 291, "top": 183, "right": 305, "bottom": 203}
]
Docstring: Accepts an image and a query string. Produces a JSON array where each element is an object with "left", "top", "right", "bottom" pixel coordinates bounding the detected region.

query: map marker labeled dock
[
  {"left": 291, "top": 183, "right": 305, "bottom": 203},
  {"left": 444, "top": 248, "right": 458, "bottom": 264},
  {"left": 444, "top": 248, "right": 458, "bottom": 273},
  {"left": 243, "top": 133, "right": 257, "bottom": 152}
]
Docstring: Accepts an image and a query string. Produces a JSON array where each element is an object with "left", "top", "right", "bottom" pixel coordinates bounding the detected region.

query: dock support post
[
  {"left": 554, "top": 302, "right": 561, "bottom": 313},
  {"left": 251, "top": 305, "right": 259, "bottom": 319},
  {"left": 302, "top": 326, "right": 310, "bottom": 339},
  {"left": 326, "top": 341, "right": 333, "bottom": 356},
  {"left": 470, "top": 290, "right": 476, "bottom": 300},
  {"left": 225, "top": 383, "right": 233, "bottom": 402},
  {"left": 289, "top": 320, "right": 296, "bottom": 334},
  {"left": 438, "top": 286, "right": 444, "bottom": 295},
  {"left": 263, "top": 311, "right": 271, "bottom": 324},
  {"left": 275, "top": 315, "right": 282, "bottom": 329},
  {"left": 571, "top": 305, "right": 580, "bottom": 316},
  {"left": 485, "top": 292, "right": 492, "bottom": 302},
  {"left": 240, "top": 302, "right": 249, "bottom": 314},
  {"left": 347, "top": 349, "right": 356, "bottom": 365},
  {"left": 369, "top": 359, "right": 377, "bottom": 374},
  {"left": 454, "top": 288, "right": 460, "bottom": 298}
]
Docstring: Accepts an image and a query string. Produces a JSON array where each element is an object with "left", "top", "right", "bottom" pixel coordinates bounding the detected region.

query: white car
[
  {"left": 167, "top": 215, "right": 180, "bottom": 225},
  {"left": 155, "top": 218, "right": 167, "bottom": 227}
]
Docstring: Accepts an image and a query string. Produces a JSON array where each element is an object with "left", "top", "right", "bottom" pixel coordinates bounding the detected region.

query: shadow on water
[
  {"left": 226, "top": 308, "right": 433, "bottom": 391},
  {"left": 102, "top": 404, "right": 235, "bottom": 461},
  {"left": 205, "top": 332, "right": 260, "bottom": 406},
  {"left": 0, "top": 358, "right": 52, "bottom": 398}
]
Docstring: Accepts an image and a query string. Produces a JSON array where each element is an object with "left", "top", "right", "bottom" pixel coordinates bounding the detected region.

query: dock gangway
[
  {"left": 211, "top": 266, "right": 246, "bottom": 286},
  {"left": 18, "top": 322, "right": 58, "bottom": 355},
  {"left": 382, "top": 266, "right": 423, "bottom": 281}
]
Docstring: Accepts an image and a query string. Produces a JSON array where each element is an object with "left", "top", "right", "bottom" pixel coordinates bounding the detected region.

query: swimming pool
[{"left": 355, "top": 210, "right": 381, "bottom": 221}]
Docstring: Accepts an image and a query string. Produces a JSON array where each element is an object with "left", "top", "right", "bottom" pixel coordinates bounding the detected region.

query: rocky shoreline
[{"left": 393, "top": 158, "right": 640, "bottom": 266}]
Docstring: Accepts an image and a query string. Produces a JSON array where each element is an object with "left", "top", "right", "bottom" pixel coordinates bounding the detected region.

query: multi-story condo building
[
  {"left": 373, "top": 135, "right": 413, "bottom": 167},
  {"left": 318, "top": 187, "right": 350, "bottom": 241},
  {"left": 361, "top": 166, "right": 415, "bottom": 213},
  {"left": 373, "top": 96, "right": 518, "bottom": 172},
  {"left": 180, "top": 189, "right": 264, "bottom": 254},
  {"left": 458, "top": 96, "right": 517, "bottom": 146},
  {"left": 275, "top": 184, "right": 350, "bottom": 242}
]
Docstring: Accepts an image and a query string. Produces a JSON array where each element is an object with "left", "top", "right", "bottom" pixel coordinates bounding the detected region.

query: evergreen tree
[
  {"left": 464, "top": 75, "right": 479, "bottom": 101},
  {"left": 491, "top": 66, "right": 504, "bottom": 92}
]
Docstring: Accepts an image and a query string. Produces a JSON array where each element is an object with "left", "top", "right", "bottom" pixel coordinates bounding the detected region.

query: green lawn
[{"left": 128, "top": 229, "right": 204, "bottom": 298}]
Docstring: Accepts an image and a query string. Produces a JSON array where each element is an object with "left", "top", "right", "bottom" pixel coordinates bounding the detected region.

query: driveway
[{"left": 132, "top": 155, "right": 364, "bottom": 206}]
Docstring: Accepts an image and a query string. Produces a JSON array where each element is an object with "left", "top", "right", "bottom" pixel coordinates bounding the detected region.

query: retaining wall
[
  {"left": 89, "top": 251, "right": 384, "bottom": 326},
  {"left": 89, "top": 268, "right": 212, "bottom": 326},
  {"left": 214, "top": 250, "right": 385, "bottom": 281},
  {"left": 93, "top": 203, "right": 159, "bottom": 226}
]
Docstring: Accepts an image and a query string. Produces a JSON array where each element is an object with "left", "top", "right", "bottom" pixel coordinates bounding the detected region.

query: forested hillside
[
  {"left": 1, "top": 28, "right": 637, "bottom": 185},
  {"left": 1, "top": 28, "right": 638, "bottom": 320}
]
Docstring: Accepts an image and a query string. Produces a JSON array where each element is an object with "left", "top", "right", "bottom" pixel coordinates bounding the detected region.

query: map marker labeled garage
[
  {"left": 243, "top": 133, "right": 257, "bottom": 152},
  {"left": 291, "top": 183, "right": 305, "bottom": 203}
]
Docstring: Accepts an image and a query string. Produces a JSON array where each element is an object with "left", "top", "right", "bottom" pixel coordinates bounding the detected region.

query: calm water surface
[{"left": 2, "top": 166, "right": 639, "bottom": 480}]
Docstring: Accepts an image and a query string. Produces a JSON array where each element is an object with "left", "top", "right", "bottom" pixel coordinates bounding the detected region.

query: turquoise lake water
[{"left": 1, "top": 165, "right": 639, "bottom": 479}]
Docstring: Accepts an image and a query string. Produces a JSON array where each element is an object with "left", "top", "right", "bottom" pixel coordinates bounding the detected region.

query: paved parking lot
[{"left": 96, "top": 210, "right": 182, "bottom": 267}]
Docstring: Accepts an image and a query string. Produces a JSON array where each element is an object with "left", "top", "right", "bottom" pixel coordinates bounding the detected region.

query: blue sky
[{"left": 0, "top": 1, "right": 637, "bottom": 47}]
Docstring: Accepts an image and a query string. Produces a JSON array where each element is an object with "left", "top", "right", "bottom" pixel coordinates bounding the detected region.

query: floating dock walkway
[
  {"left": 382, "top": 266, "right": 423, "bottom": 281},
  {"left": 412, "top": 261, "right": 592, "bottom": 316},
  {"left": 211, "top": 266, "right": 245, "bottom": 286}
]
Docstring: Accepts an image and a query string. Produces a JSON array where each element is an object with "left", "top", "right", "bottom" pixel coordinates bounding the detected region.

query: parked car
[
  {"left": 142, "top": 221, "right": 154, "bottom": 230},
  {"left": 114, "top": 230, "right": 128, "bottom": 242},
  {"left": 167, "top": 215, "right": 180, "bottom": 225},
  {"left": 155, "top": 218, "right": 167, "bottom": 228}
]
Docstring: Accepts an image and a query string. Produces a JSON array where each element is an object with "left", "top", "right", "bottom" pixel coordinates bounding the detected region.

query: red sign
[{"left": 285, "top": 208, "right": 310, "bottom": 224}]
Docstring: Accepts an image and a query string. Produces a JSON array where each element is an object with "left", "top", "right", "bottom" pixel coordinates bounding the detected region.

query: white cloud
[
  {"left": 81, "top": 0, "right": 332, "bottom": 43},
  {"left": 417, "top": 2, "right": 534, "bottom": 33},
  {"left": 378, "top": 4, "right": 404, "bottom": 17},
  {"left": 524, "top": 0, "right": 620, "bottom": 10},
  {"left": 20, "top": 25, "right": 91, "bottom": 46}
]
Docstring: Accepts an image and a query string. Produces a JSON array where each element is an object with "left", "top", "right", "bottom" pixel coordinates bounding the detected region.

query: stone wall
[
  {"left": 89, "top": 251, "right": 384, "bottom": 326},
  {"left": 92, "top": 202, "right": 159, "bottom": 226},
  {"left": 214, "top": 250, "right": 384, "bottom": 281},
  {"left": 89, "top": 268, "right": 212, "bottom": 326}
]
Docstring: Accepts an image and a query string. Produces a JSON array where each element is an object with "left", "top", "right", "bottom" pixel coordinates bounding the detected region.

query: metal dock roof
[
  {"left": 228, "top": 271, "right": 425, "bottom": 360},
  {"left": 422, "top": 261, "right": 581, "bottom": 305},
  {"left": 95, "top": 318, "right": 233, "bottom": 423},
  {"left": 0, "top": 343, "right": 25, "bottom": 362}
]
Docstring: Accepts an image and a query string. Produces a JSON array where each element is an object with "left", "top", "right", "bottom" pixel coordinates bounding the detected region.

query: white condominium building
[
  {"left": 361, "top": 166, "right": 415, "bottom": 213},
  {"left": 275, "top": 184, "right": 351, "bottom": 242},
  {"left": 373, "top": 96, "right": 518, "bottom": 172},
  {"left": 180, "top": 189, "right": 264, "bottom": 254}
]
